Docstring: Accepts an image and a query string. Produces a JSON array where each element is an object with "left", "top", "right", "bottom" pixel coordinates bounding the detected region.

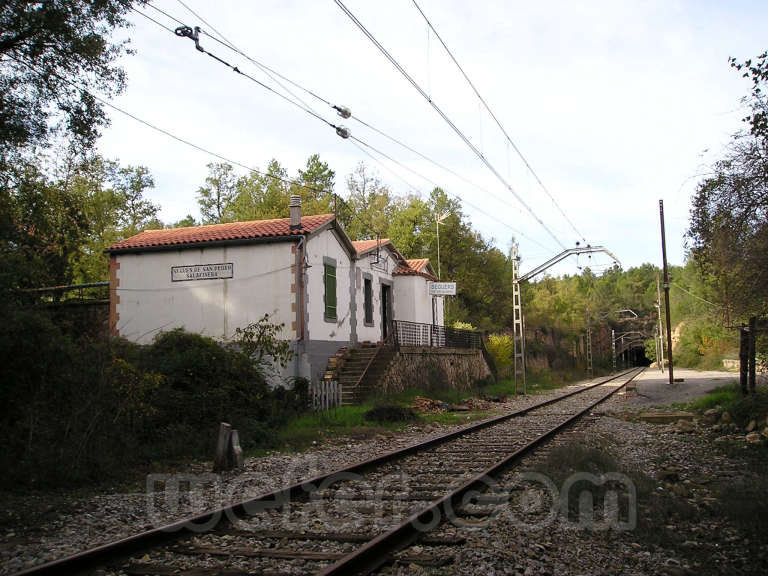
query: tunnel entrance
[{"left": 616, "top": 344, "right": 651, "bottom": 368}]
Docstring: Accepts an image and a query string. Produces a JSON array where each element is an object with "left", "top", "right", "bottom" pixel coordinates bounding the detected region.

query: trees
[
  {"left": 0, "top": 0, "right": 140, "bottom": 160},
  {"left": 343, "top": 163, "right": 397, "bottom": 240},
  {"left": 0, "top": 160, "right": 90, "bottom": 292},
  {"left": 197, "top": 162, "right": 237, "bottom": 223},
  {"left": 114, "top": 165, "right": 161, "bottom": 236},
  {"left": 199, "top": 156, "right": 337, "bottom": 223},
  {"left": 0, "top": 153, "right": 159, "bottom": 290},
  {"left": 293, "top": 154, "right": 336, "bottom": 215},
  {"left": 688, "top": 52, "right": 768, "bottom": 319}
]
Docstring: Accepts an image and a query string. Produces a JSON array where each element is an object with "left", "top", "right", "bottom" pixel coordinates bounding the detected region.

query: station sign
[
  {"left": 171, "top": 262, "right": 233, "bottom": 282},
  {"left": 429, "top": 281, "right": 456, "bottom": 296}
]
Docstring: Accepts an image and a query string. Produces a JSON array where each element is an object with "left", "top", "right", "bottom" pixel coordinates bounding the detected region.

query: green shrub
[
  {"left": 675, "top": 319, "right": 737, "bottom": 369},
  {"left": 486, "top": 333, "right": 514, "bottom": 377},
  {"left": 688, "top": 383, "right": 740, "bottom": 412},
  {"left": 688, "top": 382, "right": 768, "bottom": 427},
  {"left": 0, "top": 308, "right": 308, "bottom": 487}
]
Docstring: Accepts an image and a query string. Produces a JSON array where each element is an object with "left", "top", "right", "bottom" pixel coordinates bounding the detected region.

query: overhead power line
[
  {"left": 136, "top": 8, "right": 341, "bottom": 133},
  {"left": 138, "top": 4, "right": 533, "bottom": 217},
  {"left": 168, "top": 1, "right": 333, "bottom": 117},
  {"left": 10, "top": 55, "right": 334, "bottom": 199},
  {"left": 333, "top": 0, "right": 567, "bottom": 251},
  {"left": 351, "top": 136, "right": 554, "bottom": 252},
  {"left": 136, "top": 4, "right": 554, "bottom": 250},
  {"left": 410, "top": 0, "right": 586, "bottom": 243},
  {"left": 153, "top": 2, "right": 527, "bottom": 215}
]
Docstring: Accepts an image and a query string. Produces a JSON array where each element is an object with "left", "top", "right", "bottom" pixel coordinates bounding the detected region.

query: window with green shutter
[{"left": 324, "top": 263, "right": 337, "bottom": 320}]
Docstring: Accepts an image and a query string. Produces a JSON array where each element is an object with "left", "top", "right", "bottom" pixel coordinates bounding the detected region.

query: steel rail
[
  {"left": 12, "top": 368, "right": 640, "bottom": 576},
  {"left": 317, "top": 367, "right": 645, "bottom": 575}
]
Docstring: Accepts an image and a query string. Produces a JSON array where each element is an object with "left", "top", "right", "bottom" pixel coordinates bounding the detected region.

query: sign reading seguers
[
  {"left": 429, "top": 281, "right": 456, "bottom": 296},
  {"left": 172, "top": 263, "right": 233, "bottom": 282}
]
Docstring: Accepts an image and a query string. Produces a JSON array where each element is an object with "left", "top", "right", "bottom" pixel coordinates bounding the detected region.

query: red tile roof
[
  {"left": 107, "top": 214, "right": 335, "bottom": 252},
  {"left": 351, "top": 238, "right": 390, "bottom": 254},
  {"left": 393, "top": 258, "right": 437, "bottom": 281}
]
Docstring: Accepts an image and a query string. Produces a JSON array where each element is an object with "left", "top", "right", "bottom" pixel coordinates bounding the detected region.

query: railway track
[{"left": 14, "top": 367, "right": 644, "bottom": 576}]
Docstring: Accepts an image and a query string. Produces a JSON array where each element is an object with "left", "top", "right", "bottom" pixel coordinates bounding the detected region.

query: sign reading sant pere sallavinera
[{"left": 171, "top": 263, "right": 234, "bottom": 282}]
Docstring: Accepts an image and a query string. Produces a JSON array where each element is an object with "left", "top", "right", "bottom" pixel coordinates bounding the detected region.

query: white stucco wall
[
  {"left": 354, "top": 247, "right": 396, "bottom": 343},
  {"left": 393, "top": 275, "right": 444, "bottom": 326},
  {"left": 115, "top": 242, "right": 295, "bottom": 345},
  {"left": 305, "top": 228, "right": 353, "bottom": 342}
]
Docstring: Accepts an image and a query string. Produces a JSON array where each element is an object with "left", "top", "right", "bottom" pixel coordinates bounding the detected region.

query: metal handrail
[
  {"left": 352, "top": 331, "right": 395, "bottom": 390},
  {"left": 392, "top": 319, "right": 481, "bottom": 349}
]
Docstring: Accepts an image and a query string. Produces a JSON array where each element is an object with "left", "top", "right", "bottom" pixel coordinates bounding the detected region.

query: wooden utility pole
[
  {"left": 659, "top": 200, "right": 674, "bottom": 385},
  {"left": 748, "top": 316, "right": 757, "bottom": 394},
  {"left": 739, "top": 323, "right": 749, "bottom": 395},
  {"left": 656, "top": 274, "right": 665, "bottom": 373}
]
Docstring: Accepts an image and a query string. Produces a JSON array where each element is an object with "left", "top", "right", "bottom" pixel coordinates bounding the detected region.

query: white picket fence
[{"left": 311, "top": 379, "right": 342, "bottom": 411}]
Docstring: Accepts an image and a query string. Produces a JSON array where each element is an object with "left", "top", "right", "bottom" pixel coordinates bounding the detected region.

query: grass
[
  {"left": 686, "top": 382, "right": 768, "bottom": 427},
  {"left": 533, "top": 439, "right": 695, "bottom": 547},
  {"left": 273, "top": 370, "right": 583, "bottom": 453},
  {"left": 480, "top": 369, "right": 580, "bottom": 397},
  {"left": 277, "top": 404, "right": 394, "bottom": 449},
  {"left": 688, "top": 382, "right": 741, "bottom": 412}
]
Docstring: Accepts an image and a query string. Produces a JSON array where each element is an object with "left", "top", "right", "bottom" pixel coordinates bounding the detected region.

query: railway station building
[{"left": 106, "top": 196, "right": 444, "bottom": 386}]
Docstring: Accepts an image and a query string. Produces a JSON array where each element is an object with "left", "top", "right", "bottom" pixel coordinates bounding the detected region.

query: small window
[
  {"left": 324, "top": 263, "right": 337, "bottom": 320},
  {"left": 364, "top": 277, "right": 373, "bottom": 325}
]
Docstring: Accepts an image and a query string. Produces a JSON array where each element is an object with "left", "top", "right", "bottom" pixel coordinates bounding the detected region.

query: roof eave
[{"left": 106, "top": 233, "right": 303, "bottom": 255}]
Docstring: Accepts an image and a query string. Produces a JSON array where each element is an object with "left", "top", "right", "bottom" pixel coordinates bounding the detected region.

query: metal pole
[
  {"left": 436, "top": 216, "right": 441, "bottom": 280},
  {"left": 611, "top": 329, "right": 616, "bottom": 372},
  {"left": 521, "top": 311, "right": 527, "bottom": 395},
  {"left": 659, "top": 200, "right": 674, "bottom": 385},
  {"left": 620, "top": 334, "right": 624, "bottom": 369}
]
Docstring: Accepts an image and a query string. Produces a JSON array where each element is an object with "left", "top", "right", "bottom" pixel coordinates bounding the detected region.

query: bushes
[
  {"left": 675, "top": 318, "right": 737, "bottom": 369},
  {"left": 0, "top": 308, "right": 307, "bottom": 487},
  {"left": 486, "top": 333, "right": 513, "bottom": 377}
]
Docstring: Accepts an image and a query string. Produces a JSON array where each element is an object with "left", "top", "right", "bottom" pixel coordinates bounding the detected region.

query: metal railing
[
  {"left": 22, "top": 281, "right": 110, "bottom": 304},
  {"left": 392, "top": 320, "right": 481, "bottom": 349}
]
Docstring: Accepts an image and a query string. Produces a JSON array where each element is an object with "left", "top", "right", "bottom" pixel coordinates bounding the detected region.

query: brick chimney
[{"left": 289, "top": 194, "right": 302, "bottom": 229}]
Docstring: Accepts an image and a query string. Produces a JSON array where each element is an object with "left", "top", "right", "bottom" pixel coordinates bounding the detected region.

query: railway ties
[{"left": 12, "top": 368, "right": 643, "bottom": 576}]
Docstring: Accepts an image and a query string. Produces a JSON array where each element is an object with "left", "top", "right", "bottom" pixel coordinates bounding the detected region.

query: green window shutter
[{"left": 324, "top": 264, "right": 337, "bottom": 319}]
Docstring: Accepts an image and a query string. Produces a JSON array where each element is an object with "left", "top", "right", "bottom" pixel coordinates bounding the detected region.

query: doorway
[{"left": 381, "top": 284, "right": 392, "bottom": 340}]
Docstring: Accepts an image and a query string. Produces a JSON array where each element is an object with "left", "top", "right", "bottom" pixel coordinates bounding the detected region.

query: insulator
[
  {"left": 335, "top": 125, "right": 351, "bottom": 139},
  {"left": 334, "top": 105, "right": 352, "bottom": 119}
]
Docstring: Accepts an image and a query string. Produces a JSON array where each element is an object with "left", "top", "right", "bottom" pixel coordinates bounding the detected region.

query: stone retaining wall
[{"left": 378, "top": 346, "right": 492, "bottom": 395}]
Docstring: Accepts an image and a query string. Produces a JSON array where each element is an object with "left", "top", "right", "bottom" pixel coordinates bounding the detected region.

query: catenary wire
[
  {"left": 166, "top": 1, "right": 329, "bottom": 117},
  {"left": 7, "top": 56, "right": 334, "bottom": 198},
  {"left": 351, "top": 136, "right": 555, "bottom": 252},
  {"left": 136, "top": 4, "right": 531, "bottom": 217},
  {"left": 333, "top": 0, "right": 567, "bottom": 251},
  {"left": 147, "top": 3, "right": 526, "bottom": 215},
  {"left": 144, "top": 13, "right": 337, "bottom": 130},
  {"left": 136, "top": 5, "right": 554, "bottom": 251},
  {"left": 170, "top": 0, "right": 334, "bottom": 112},
  {"left": 410, "top": 0, "right": 587, "bottom": 243},
  {"left": 11, "top": 50, "right": 548, "bottom": 256}
]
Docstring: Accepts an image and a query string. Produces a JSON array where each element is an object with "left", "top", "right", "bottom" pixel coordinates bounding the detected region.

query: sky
[{"left": 97, "top": 0, "right": 768, "bottom": 279}]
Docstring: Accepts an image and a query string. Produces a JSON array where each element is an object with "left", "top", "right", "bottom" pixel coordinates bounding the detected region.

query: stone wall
[{"left": 378, "top": 347, "right": 492, "bottom": 395}]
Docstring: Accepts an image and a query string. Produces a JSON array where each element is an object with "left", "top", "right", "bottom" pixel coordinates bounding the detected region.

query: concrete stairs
[{"left": 338, "top": 344, "right": 397, "bottom": 405}]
